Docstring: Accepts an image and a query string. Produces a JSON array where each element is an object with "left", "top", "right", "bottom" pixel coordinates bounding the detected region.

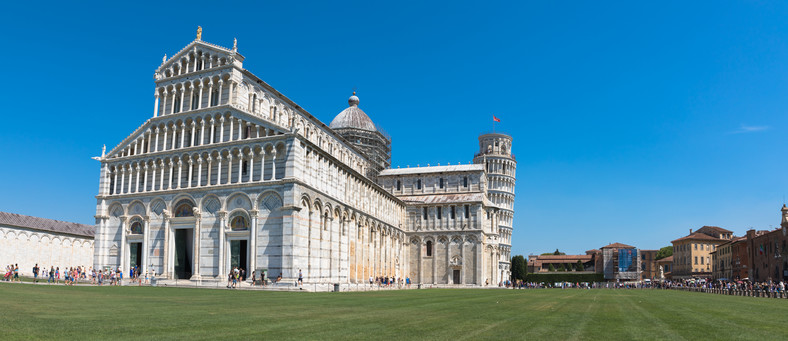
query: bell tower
[{"left": 473, "top": 132, "right": 516, "bottom": 283}]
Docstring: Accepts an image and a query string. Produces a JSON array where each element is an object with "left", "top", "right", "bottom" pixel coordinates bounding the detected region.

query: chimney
[{"left": 689, "top": 228, "right": 693, "bottom": 235}]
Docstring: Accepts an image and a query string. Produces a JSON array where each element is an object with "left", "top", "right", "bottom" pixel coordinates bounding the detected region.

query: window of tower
[
  {"left": 242, "top": 161, "right": 248, "bottom": 175},
  {"left": 192, "top": 91, "right": 199, "bottom": 110},
  {"left": 439, "top": 178, "right": 444, "bottom": 188},
  {"left": 417, "top": 179, "right": 422, "bottom": 190},
  {"left": 426, "top": 241, "right": 433, "bottom": 257},
  {"left": 463, "top": 177, "right": 468, "bottom": 187},
  {"left": 423, "top": 207, "right": 428, "bottom": 220},
  {"left": 451, "top": 206, "right": 455, "bottom": 219},
  {"left": 465, "top": 205, "right": 470, "bottom": 219},
  {"left": 211, "top": 89, "right": 218, "bottom": 106},
  {"left": 437, "top": 207, "right": 442, "bottom": 220},
  {"left": 396, "top": 180, "right": 401, "bottom": 191}
]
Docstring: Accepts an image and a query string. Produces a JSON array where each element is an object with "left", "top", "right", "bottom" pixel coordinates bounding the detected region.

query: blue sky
[{"left": 2, "top": 1, "right": 788, "bottom": 256}]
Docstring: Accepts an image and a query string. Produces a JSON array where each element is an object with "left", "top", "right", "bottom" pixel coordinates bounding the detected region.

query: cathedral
[{"left": 93, "top": 29, "right": 515, "bottom": 287}]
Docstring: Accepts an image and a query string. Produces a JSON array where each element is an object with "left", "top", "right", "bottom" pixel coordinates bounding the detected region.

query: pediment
[
  {"left": 104, "top": 110, "right": 289, "bottom": 160},
  {"left": 155, "top": 40, "right": 244, "bottom": 77}
]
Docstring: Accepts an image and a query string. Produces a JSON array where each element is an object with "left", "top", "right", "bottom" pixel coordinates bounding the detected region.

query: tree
[
  {"left": 548, "top": 264, "right": 555, "bottom": 272},
  {"left": 656, "top": 246, "right": 673, "bottom": 260},
  {"left": 576, "top": 260, "right": 584, "bottom": 271},
  {"left": 557, "top": 263, "right": 565, "bottom": 271},
  {"left": 510, "top": 255, "right": 527, "bottom": 281}
]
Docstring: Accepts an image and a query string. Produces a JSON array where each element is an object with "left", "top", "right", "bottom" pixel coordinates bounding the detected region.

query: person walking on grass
[{"left": 33, "top": 264, "right": 39, "bottom": 283}]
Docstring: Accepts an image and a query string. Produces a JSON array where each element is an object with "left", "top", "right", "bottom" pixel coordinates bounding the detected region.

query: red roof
[
  {"left": 534, "top": 255, "right": 593, "bottom": 261},
  {"left": 601, "top": 242, "right": 635, "bottom": 249},
  {"left": 697, "top": 225, "right": 733, "bottom": 234},
  {"left": 671, "top": 232, "right": 722, "bottom": 243},
  {"left": 656, "top": 255, "right": 673, "bottom": 263}
]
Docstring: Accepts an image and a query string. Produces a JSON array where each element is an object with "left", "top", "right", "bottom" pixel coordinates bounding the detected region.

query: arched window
[
  {"left": 191, "top": 90, "right": 199, "bottom": 110},
  {"left": 230, "top": 215, "right": 249, "bottom": 230},
  {"left": 173, "top": 96, "right": 181, "bottom": 113},
  {"left": 174, "top": 200, "right": 195, "bottom": 217},
  {"left": 426, "top": 241, "right": 433, "bottom": 257},
  {"left": 130, "top": 221, "right": 143, "bottom": 234}
]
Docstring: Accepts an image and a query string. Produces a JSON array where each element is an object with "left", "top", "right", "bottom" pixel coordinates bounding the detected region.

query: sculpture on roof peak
[
  {"left": 196, "top": 26, "right": 202, "bottom": 40},
  {"left": 233, "top": 38, "right": 237, "bottom": 51}
]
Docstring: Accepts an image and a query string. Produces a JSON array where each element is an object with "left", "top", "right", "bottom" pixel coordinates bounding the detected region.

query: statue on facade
[{"left": 196, "top": 26, "right": 202, "bottom": 40}]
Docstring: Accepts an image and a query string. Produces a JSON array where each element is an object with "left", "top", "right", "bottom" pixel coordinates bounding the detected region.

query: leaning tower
[{"left": 473, "top": 133, "right": 516, "bottom": 283}]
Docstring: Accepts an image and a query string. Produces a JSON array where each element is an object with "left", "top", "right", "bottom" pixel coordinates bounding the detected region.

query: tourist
[
  {"left": 13, "top": 264, "right": 19, "bottom": 282},
  {"left": 33, "top": 264, "right": 39, "bottom": 283},
  {"left": 48, "top": 266, "right": 54, "bottom": 284},
  {"left": 298, "top": 269, "right": 303, "bottom": 286}
]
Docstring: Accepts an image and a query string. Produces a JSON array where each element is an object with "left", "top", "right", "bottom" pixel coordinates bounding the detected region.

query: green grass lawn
[{"left": 0, "top": 283, "right": 785, "bottom": 340}]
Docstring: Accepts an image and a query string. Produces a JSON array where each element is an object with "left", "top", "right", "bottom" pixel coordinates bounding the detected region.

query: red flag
[{"left": 493, "top": 116, "right": 501, "bottom": 122}]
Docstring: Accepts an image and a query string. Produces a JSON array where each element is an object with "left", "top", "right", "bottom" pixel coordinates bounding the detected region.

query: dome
[{"left": 329, "top": 93, "right": 377, "bottom": 132}]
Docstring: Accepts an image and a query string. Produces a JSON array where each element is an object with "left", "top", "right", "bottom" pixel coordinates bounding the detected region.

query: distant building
[
  {"left": 527, "top": 254, "right": 594, "bottom": 273},
  {"left": 730, "top": 236, "right": 750, "bottom": 281},
  {"left": 744, "top": 205, "right": 788, "bottom": 282},
  {"left": 639, "top": 249, "right": 658, "bottom": 280},
  {"left": 671, "top": 226, "right": 732, "bottom": 279},
  {"left": 0, "top": 212, "right": 94, "bottom": 276},
  {"left": 527, "top": 242, "right": 642, "bottom": 282},
  {"left": 656, "top": 255, "right": 673, "bottom": 279},
  {"left": 599, "top": 243, "right": 641, "bottom": 281}
]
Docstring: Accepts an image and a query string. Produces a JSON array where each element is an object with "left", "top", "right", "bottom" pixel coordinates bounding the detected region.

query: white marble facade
[{"left": 93, "top": 31, "right": 515, "bottom": 286}]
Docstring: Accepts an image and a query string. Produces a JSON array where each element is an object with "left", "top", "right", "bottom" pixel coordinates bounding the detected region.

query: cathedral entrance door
[
  {"left": 453, "top": 269, "right": 461, "bottom": 284},
  {"left": 129, "top": 242, "right": 142, "bottom": 269},
  {"left": 174, "top": 229, "right": 193, "bottom": 279},
  {"left": 230, "top": 240, "right": 248, "bottom": 275}
]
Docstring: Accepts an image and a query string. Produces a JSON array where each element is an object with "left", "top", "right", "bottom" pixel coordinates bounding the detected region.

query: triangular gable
[
  {"left": 104, "top": 110, "right": 289, "bottom": 160},
  {"left": 156, "top": 40, "right": 244, "bottom": 74}
]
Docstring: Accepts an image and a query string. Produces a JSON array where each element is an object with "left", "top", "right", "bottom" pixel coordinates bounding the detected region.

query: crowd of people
[
  {"left": 3, "top": 263, "right": 155, "bottom": 286},
  {"left": 654, "top": 278, "right": 787, "bottom": 293}
]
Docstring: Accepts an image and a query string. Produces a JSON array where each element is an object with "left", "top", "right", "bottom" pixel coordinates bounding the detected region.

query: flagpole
[{"left": 493, "top": 115, "right": 496, "bottom": 133}]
